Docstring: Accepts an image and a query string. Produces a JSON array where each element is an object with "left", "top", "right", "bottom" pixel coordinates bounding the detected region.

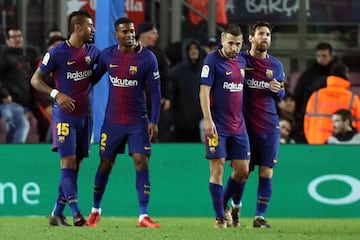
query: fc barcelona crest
[
  {"left": 129, "top": 65, "right": 138, "bottom": 75},
  {"left": 85, "top": 56, "right": 91, "bottom": 65},
  {"left": 266, "top": 69, "right": 273, "bottom": 78},
  {"left": 58, "top": 136, "right": 65, "bottom": 143}
]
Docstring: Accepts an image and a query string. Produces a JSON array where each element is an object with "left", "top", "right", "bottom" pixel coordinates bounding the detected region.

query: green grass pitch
[{"left": 0, "top": 217, "right": 359, "bottom": 240}]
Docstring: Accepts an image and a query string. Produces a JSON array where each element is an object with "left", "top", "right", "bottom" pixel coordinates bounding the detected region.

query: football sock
[
  {"left": 60, "top": 168, "right": 80, "bottom": 216},
  {"left": 93, "top": 168, "right": 110, "bottom": 209},
  {"left": 51, "top": 184, "right": 66, "bottom": 215},
  {"left": 139, "top": 214, "right": 148, "bottom": 222},
  {"left": 255, "top": 177, "right": 272, "bottom": 217},
  {"left": 209, "top": 183, "right": 224, "bottom": 219},
  {"left": 136, "top": 170, "right": 150, "bottom": 215},
  {"left": 223, "top": 176, "right": 245, "bottom": 207}
]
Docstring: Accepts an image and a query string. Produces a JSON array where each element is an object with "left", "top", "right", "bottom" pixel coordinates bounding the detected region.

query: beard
[{"left": 255, "top": 42, "right": 269, "bottom": 52}]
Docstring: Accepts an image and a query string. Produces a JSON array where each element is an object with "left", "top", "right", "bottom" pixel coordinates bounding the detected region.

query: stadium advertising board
[{"left": 0, "top": 144, "right": 359, "bottom": 217}]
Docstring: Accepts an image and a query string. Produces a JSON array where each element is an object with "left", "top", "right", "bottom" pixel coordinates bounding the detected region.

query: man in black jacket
[
  {"left": 136, "top": 22, "right": 173, "bottom": 142},
  {"left": 0, "top": 26, "right": 33, "bottom": 143},
  {"left": 293, "top": 42, "right": 335, "bottom": 143}
]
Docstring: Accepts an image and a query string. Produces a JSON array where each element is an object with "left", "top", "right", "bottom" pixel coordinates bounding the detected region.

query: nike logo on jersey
[
  {"left": 144, "top": 146, "right": 151, "bottom": 150},
  {"left": 225, "top": 71, "right": 232, "bottom": 75},
  {"left": 109, "top": 64, "right": 118, "bottom": 68},
  {"left": 67, "top": 61, "right": 76, "bottom": 65}
]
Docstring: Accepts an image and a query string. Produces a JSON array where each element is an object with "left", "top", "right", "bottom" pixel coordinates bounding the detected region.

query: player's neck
[
  {"left": 118, "top": 44, "right": 134, "bottom": 53},
  {"left": 249, "top": 49, "right": 268, "bottom": 59},
  {"left": 67, "top": 37, "right": 85, "bottom": 49}
]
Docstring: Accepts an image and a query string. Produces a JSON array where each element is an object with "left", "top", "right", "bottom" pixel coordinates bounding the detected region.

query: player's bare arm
[
  {"left": 199, "top": 84, "right": 217, "bottom": 138},
  {"left": 31, "top": 68, "right": 76, "bottom": 112}
]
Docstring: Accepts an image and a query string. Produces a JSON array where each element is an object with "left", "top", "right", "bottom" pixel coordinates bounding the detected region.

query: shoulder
[
  {"left": 101, "top": 45, "right": 116, "bottom": 54},
  {"left": 141, "top": 47, "right": 158, "bottom": 61},
  {"left": 237, "top": 54, "right": 246, "bottom": 65},
  {"left": 204, "top": 51, "right": 218, "bottom": 64},
  {"left": 48, "top": 42, "right": 67, "bottom": 55},
  {"left": 269, "top": 55, "right": 283, "bottom": 66}
]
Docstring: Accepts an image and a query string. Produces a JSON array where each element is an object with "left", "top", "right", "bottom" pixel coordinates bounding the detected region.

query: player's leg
[
  {"left": 87, "top": 123, "right": 125, "bottom": 227},
  {"left": 128, "top": 123, "right": 160, "bottom": 228},
  {"left": 53, "top": 114, "right": 86, "bottom": 226},
  {"left": 86, "top": 157, "right": 115, "bottom": 227},
  {"left": 209, "top": 158, "right": 227, "bottom": 228},
  {"left": 59, "top": 155, "right": 86, "bottom": 226},
  {"left": 253, "top": 166, "right": 273, "bottom": 228},
  {"left": 132, "top": 153, "right": 160, "bottom": 228},
  {"left": 253, "top": 133, "right": 279, "bottom": 228},
  {"left": 223, "top": 159, "right": 249, "bottom": 227},
  {"left": 223, "top": 134, "right": 250, "bottom": 227},
  {"left": 49, "top": 184, "right": 70, "bottom": 226},
  {"left": 205, "top": 134, "right": 228, "bottom": 228}
]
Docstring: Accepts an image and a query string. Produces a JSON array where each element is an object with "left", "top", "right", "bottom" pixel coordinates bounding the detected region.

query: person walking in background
[
  {"left": 293, "top": 42, "right": 335, "bottom": 143},
  {"left": 304, "top": 63, "right": 360, "bottom": 144},
  {"left": 326, "top": 109, "right": 360, "bottom": 144},
  {"left": 170, "top": 39, "right": 204, "bottom": 142},
  {"left": 240, "top": 21, "right": 285, "bottom": 228},
  {"left": 86, "top": 17, "right": 161, "bottom": 228},
  {"left": 30, "top": 10, "right": 100, "bottom": 226},
  {"left": 199, "top": 24, "right": 250, "bottom": 228}
]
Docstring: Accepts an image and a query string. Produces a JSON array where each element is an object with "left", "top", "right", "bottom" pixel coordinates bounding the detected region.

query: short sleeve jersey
[
  {"left": 40, "top": 41, "right": 100, "bottom": 117},
  {"left": 240, "top": 50, "right": 285, "bottom": 133},
  {"left": 200, "top": 50, "right": 247, "bottom": 134},
  {"left": 95, "top": 45, "right": 161, "bottom": 125}
]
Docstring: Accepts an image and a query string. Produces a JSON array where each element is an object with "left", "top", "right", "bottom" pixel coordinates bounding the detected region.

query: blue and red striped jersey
[
  {"left": 40, "top": 41, "right": 100, "bottom": 117},
  {"left": 95, "top": 45, "right": 161, "bottom": 125},
  {"left": 200, "top": 50, "right": 247, "bottom": 134},
  {"left": 240, "top": 50, "right": 285, "bottom": 133}
]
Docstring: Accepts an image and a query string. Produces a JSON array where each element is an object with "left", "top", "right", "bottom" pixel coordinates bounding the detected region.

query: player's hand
[
  {"left": 148, "top": 122, "right": 158, "bottom": 141},
  {"left": 55, "top": 92, "right": 76, "bottom": 112},
  {"left": 161, "top": 98, "right": 171, "bottom": 111},
  {"left": 203, "top": 118, "right": 217, "bottom": 138},
  {"left": 269, "top": 79, "right": 283, "bottom": 93}
]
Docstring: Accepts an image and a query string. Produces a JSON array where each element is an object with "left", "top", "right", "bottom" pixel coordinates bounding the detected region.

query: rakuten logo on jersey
[
  {"left": 67, "top": 70, "right": 93, "bottom": 81},
  {"left": 223, "top": 82, "right": 243, "bottom": 92},
  {"left": 109, "top": 75, "right": 138, "bottom": 87},
  {"left": 246, "top": 78, "right": 270, "bottom": 89}
]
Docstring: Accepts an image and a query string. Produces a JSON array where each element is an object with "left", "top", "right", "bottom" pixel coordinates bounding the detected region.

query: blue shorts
[
  {"left": 205, "top": 133, "right": 250, "bottom": 160},
  {"left": 52, "top": 112, "right": 92, "bottom": 159},
  {"left": 99, "top": 119, "right": 151, "bottom": 158},
  {"left": 248, "top": 132, "right": 280, "bottom": 170}
]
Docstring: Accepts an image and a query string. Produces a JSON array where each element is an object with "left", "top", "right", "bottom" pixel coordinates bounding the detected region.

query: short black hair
[
  {"left": 223, "top": 24, "right": 242, "bottom": 37},
  {"left": 316, "top": 42, "right": 333, "bottom": 55},
  {"left": 330, "top": 63, "right": 349, "bottom": 79},
  {"left": 4, "top": 25, "right": 21, "bottom": 39},
  {"left": 48, "top": 35, "right": 66, "bottom": 47},
  {"left": 333, "top": 109, "right": 353, "bottom": 124},
  {"left": 114, "top": 17, "right": 134, "bottom": 31},
  {"left": 68, "top": 10, "right": 92, "bottom": 34},
  {"left": 249, "top": 21, "right": 273, "bottom": 36}
]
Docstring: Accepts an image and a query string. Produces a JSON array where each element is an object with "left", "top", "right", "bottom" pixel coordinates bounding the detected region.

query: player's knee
[
  {"left": 232, "top": 169, "right": 249, "bottom": 182},
  {"left": 60, "top": 156, "right": 77, "bottom": 169},
  {"left": 99, "top": 158, "right": 114, "bottom": 174}
]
